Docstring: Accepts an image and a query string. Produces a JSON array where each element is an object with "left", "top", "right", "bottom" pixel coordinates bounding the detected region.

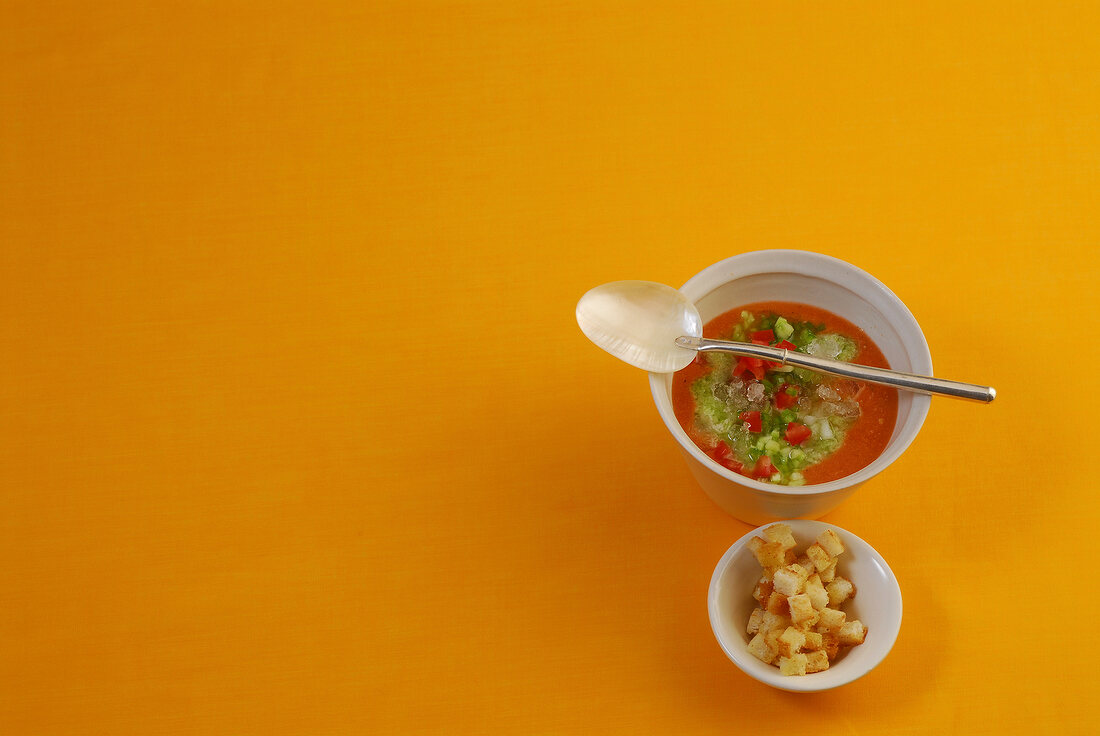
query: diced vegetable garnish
[
  {"left": 752, "top": 456, "right": 778, "bottom": 478},
  {"left": 775, "top": 384, "right": 799, "bottom": 409},
  {"left": 785, "top": 422, "right": 812, "bottom": 445},
  {"left": 752, "top": 329, "right": 775, "bottom": 343},
  {"left": 734, "top": 357, "right": 768, "bottom": 381},
  {"left": 688, "top": 309, "right": 869, "bottom": 485},
  {"left": 712, "top": 442, "right": 743, "bottom": 473}
]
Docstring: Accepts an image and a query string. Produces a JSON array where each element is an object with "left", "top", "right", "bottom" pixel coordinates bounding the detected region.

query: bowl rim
[
  {"left": 707, "top": 519, "right": 903, "bottom": 692},
  {"left": 648, "top": 249, "right": 933, "bottom": 496}
]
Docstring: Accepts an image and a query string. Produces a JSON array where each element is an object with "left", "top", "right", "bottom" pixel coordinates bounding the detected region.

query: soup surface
[{"left": 671, "top": 302, "right": 898, "bottom": 485}]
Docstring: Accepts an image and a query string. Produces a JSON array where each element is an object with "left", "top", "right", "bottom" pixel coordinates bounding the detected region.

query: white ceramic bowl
[
  {"left": 649, "top": 250, "right": 932, "bottom": 523},
  {"left": 708, "top": 519, "right": 902, "bottom": 692}
]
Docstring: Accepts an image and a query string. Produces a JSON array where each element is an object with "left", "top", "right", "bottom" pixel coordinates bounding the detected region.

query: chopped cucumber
[{"left": 687, "top": 308, "right": 866, "bottom": 488}]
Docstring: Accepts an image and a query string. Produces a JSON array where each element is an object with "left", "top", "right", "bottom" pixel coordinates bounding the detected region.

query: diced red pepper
[
  {"left": 752, "top": 456, "right": 777, "bottom": 478},
  {"left": 739, "top": 410, "right": 762, "bottom": 433},
  {"left": 775, "top": 340, "right": 797, "bottom": 351},
  {"left": 775, "top": 383, "right": 799, "bottom": 409},
  {"left": 785, "top": 422, "right": 812, "bottom": 445},
  {"left": 733, "top": 357, "right": 768, "bottom": 381},
  {"left": 711, "top": 443, "right": 743, "bottom": 473},
  {"left": 752, "top": 329, "right": 775, "bottom": 343}
]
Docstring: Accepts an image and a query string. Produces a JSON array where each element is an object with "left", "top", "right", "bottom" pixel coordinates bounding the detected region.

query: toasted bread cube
[
  {"left": 753, "top": 578, "right": 773, "bottom": 608},
  {"left": 752, "top": 540, "right": 789, "bottom": 570},
  {"left": 748, "top": 536, "right": 765, "bottom": 554},
  {"left": 794, "top": 555, "right": 816, "bottom": 577},
  {"left": 760, "top": 611, "right": 791, "bottom": 633},
  {"left": 801, "top": 630, "right": 823, "bottom": 651},
  {"left": 779, "top": 653, "right": 808, "bottom": 676},
  {"left": 777, "top": 626, "right": 807, "bottom": 657},
  {"left": 772, "top": 565, "right": 809, "bottom": 596},
  {"left": 764, "top": 627, "right": 786, "bottom": 658},
  {"left": 787, "top": 593, "right": 817, "bottom": 626},
  {"left": 826, "top": 576, "right": 856, "bottom": 607},
  {"left": 817, "top": 529, "right": 845, "bottom": 557},
  {"left": 818, "top": 560, "right": 837, "bottom": 583},
  {"left": 747, "top": 607, "right": 765, "bottom": 635},
  {"left": 805, "top": 650, "right": 830, "bottom": 673},
  {"left": 815, "top": 607, "right": 846, "bottom": 632},
  {"left": 747, "top": 632, "right": 778, "bottom": 664},
  {"left": 804, "top": 574, "right": 829, "bottom": 611},
  {"left": 763, "top": 523, "right": 797, "bottom": 550},
  {"left": 837, "top": 620, "right": 867, "bottom": 646},
  {"left": 806, "top": 543, "right": 833, "bottom": 572},
  {"left": 822, "top": 633, "right": 840, "bottom": 659},
  {"left": 766, "top": 591, "right": 789, "bottom": 615}
]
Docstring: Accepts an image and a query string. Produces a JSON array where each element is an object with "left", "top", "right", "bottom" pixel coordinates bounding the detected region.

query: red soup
[{"left": 671, "top": 302, "right": 898, "bottom": 485}]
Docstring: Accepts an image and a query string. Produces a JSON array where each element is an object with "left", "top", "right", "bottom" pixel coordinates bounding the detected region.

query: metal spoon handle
[{"left": 674, "top": 336, "right": 996, "bottom": 403}]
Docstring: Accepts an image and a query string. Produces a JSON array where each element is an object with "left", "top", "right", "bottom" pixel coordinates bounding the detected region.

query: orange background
[{"left": 2, "top": 3, "right": 1099, "bottom": 734}]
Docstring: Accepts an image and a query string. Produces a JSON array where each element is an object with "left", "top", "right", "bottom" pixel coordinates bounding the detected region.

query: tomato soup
[{"left": 671, "top": 302, "right": 898, "bottom": 485}]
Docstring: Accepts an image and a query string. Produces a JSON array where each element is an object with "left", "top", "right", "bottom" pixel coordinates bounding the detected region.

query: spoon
[{"left": 576, "top": 280, "right": 996, "bottom": 403}]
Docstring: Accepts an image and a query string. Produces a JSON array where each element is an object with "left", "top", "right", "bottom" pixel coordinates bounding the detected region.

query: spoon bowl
[{"left": 575, "top": 280, "right": 702, "bottom": 373}]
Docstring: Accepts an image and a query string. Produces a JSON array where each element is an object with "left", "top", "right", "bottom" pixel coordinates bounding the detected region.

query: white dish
[
  {"left": 649, "top": 249, "right": 933, "bottom": 523},
  {"left": 708, "top": 519, "right": 902, "bottom": 692}
]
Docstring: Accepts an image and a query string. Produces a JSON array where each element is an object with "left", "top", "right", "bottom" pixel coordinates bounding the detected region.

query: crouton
[
  {"left": 753, "top": 578, "right": 773, "bottom": 608},
  {"left": 801, "top": 630, "right": 823, "bottom": 651},
  {"left": 806, "top": 542, "right": 833, "bottom": 572},
  {"left": 778, "top": 626, "right": 807, "bottom": 657},
  {"left": 752, "top": 540, "right": 789, "bottom": 570},
  {"left": 760, "top": 611, "right": 791, "bottom": 633},
  {"left": 815, "top": 607, "right": 846, "bottom": 632},
  {"left": 747, "top": 607, "right": 765, "bottom": 635},
  {"left": 778, "top": 653, "right": 808, "bottom": 676},
  {"left": 837, "top": 620, "right": 867, "bottom": 646},
  {"left": 772, "top": 565, "right": 809, "bottom": 596},
  {"left": 794, "top": 555, "right": 816, "bottom": 577},
  {"left": 766, "top": 591, "right": 789, "bottom": 615},
  {"left": 748, "top": 632, "right": 778, "bottom": 664},
  {"left": 826, "top": 576, "right": 856, "bottom": 607},
  {"left": 787, "top": 593, "right": 817, "bottom": 626},
  {"left": 805, "top": 650, "right": 830, "bottom": 673},
  {"left": 804, "top": 574, "right": 829, "bottom": 611},
  {"left": 816, "top": 529, "right": 845, "bottom": 557},
  {"left": 743, "top": 526, "right": 864, "bottom": 676},
  {"left": 763, "top": 523, "right": 797, "bottom": 551}
]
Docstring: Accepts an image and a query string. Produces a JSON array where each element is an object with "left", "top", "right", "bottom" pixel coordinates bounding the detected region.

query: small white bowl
[
  {"left": 649, "top": 250, "right": 933, "bottom": 523},
  {"left": 708, "top": 519, "right": 902, "bottom": 692}
]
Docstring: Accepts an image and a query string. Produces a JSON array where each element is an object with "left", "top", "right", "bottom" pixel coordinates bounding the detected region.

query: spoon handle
[{"left": 674, "top": 336, "right": 996, "bottom": 403}]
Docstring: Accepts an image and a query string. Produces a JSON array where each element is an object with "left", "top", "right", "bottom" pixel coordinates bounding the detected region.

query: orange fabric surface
[{"left": 2, "top": 2, "right": 1099, "bottom": 733}]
